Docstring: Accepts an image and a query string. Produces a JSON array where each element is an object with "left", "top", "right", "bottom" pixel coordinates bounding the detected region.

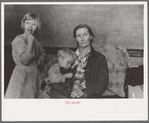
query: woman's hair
[
  {"left": 73, "top": 24, "right": 95, "bottom": 43},
  {"left": 57, "top": 48, "right": 77, "bottom": 64},
  {"left": 21, "top": 13, "right": 42, "bottom": 33}
]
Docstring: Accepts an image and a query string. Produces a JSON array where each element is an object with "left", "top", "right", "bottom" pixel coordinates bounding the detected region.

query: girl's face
[
  {"left": 75, "top": 27, "right": 92, "bottom": 48},
  {"left": 24, "top": 19, "right": 37, "bottom": 35}
]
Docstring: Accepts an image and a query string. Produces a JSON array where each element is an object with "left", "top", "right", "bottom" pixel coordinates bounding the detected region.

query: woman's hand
[
  {"left": 71, "top": 88, "right": 85, "bottom": 98},
  {"left": 72, "top": 84, "right": 80, "bottom": 90}
]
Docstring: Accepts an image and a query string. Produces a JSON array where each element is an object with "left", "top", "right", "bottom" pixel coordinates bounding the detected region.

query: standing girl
[{"left": 5, "top": 13, "right": 46, "bottom": 98}]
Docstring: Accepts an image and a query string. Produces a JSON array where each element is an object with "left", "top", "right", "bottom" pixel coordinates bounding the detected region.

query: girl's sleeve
[
  {"left": 47, "top": 65, "right": 65, "bottom": 83},
  {"left": 12, "top": 36, "right": 34, "bottom": 65},
  {"left": 36, "top": 41, "right": 46, "bottom": 66}
]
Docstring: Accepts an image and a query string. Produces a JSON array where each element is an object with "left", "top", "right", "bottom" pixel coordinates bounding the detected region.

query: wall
[{"left": 4, "top": 4, "right": 144, "bottom": 67}]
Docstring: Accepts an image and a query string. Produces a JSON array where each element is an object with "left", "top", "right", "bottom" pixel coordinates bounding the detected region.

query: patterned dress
[{"left": 5, "top": 34, "right": 46, "bottom": 98}]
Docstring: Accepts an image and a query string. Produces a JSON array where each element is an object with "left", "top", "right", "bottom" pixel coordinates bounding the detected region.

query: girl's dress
[{"left": 5, "top": 34, "right": 46, "bottom": 98}]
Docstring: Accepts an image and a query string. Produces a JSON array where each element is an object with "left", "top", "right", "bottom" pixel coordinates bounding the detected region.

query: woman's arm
[{"left": 85, "top": 56, "right": 109, "bottom": 97}]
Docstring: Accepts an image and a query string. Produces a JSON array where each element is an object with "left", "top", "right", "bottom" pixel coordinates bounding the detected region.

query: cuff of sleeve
[
  {"left": 20, "top": 51, "right": 34, "bottom": 64},
  {"left": 26, "top": 50, "right": 35, "bottom": 57}
]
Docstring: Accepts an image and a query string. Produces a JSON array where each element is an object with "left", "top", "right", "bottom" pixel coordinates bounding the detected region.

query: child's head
[
  {"left": 57, "top": 48, "right": 76, "bottom": 69},
  {"left": 21, "top": 13, "right": 42, "bottom": 34}
]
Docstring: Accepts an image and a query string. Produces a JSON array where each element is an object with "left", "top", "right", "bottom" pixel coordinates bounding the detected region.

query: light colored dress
[{"left": 5, "top": 34, "right": 46, "bottom": 98}]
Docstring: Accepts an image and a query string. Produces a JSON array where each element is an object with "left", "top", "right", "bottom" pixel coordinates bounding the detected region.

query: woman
[{"left": 71, "top": 24, "right": 109, "bottom": 98}]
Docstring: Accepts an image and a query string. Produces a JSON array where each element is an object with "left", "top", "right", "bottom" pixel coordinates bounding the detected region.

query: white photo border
[{"left": 1, "top": 2, "right": 148, "bottom": 121}]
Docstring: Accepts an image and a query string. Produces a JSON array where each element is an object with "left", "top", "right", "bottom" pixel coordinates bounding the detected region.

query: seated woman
[{"left": 70, "top": 24, "right": 109, "bottom": 98}]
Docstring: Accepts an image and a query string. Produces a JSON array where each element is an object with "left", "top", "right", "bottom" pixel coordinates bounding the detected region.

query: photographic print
[{"left": 2, "top": 1, "right": 148, "bottom": 121}]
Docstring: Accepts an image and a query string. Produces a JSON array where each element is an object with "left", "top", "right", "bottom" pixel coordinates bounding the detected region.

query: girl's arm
[
  {"left": 27, "top": 32, "right": 34, "bottom": 55},
  {"left": 12, "top": 36, "right": 35, "bottom": 65}
]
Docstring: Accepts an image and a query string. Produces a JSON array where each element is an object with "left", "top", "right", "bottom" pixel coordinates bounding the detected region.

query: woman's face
[
  {"left": 24, "top": 19, "right": 37, "bottom": 35},
  {"left": 75, "top": 27, "right": 92, "bottom": 48}
]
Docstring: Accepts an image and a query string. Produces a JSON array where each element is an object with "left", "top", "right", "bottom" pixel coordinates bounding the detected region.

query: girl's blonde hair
[{"left": 21, "top": 13, "right": 42, "bottom": 33}]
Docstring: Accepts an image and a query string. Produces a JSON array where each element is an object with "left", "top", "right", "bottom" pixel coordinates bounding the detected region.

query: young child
[
  {"left": 5, "top": 13, "right": 46, "bottom": 98},
  {"left": 42, "top": 48, "right": 76, "bottom": 98}
]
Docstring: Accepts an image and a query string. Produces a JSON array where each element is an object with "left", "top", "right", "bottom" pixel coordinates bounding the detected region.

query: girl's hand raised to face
[{"left": 27, "top": 30, "right": 35, "bottom": 45}]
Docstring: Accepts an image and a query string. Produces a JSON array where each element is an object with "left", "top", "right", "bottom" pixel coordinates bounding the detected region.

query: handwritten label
[{"left": 65, "top": 101, "right": 80, "bottom": 104}]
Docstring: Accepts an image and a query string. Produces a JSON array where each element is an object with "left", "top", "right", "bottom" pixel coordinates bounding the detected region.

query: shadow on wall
[{"left": 93, "top": 33, "right": 108, "bottom": 48}]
